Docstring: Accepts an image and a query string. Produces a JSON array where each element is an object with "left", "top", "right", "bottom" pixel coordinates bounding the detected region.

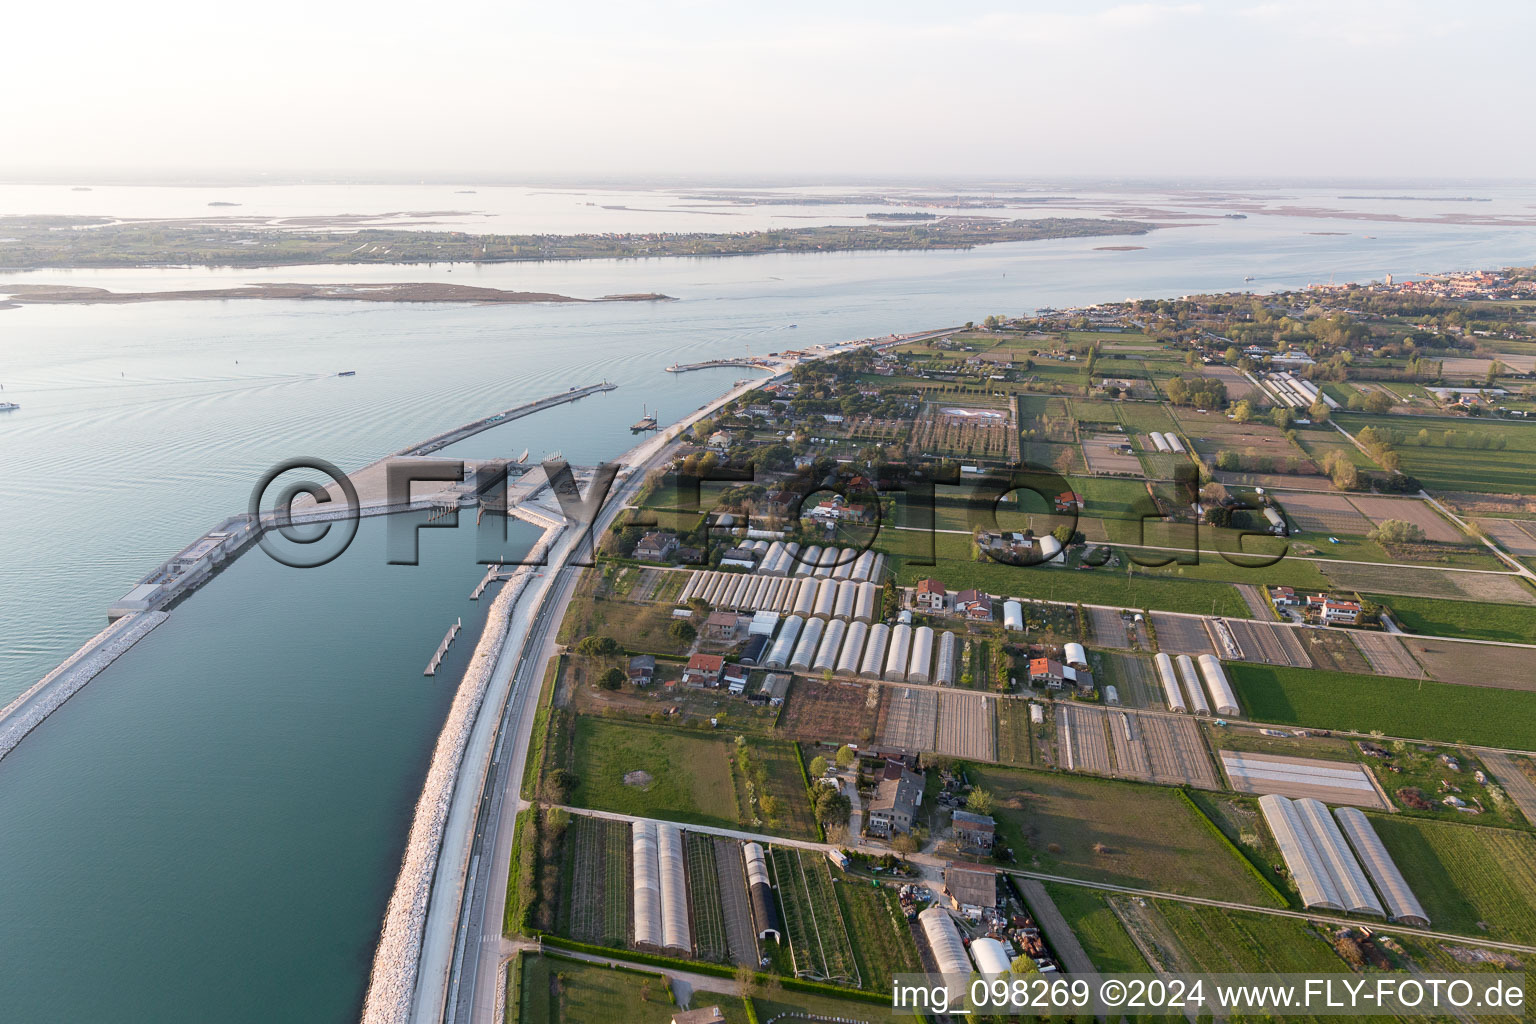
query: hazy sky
[{"left": 6, "top": 0, "right": 1531, "bottom": 181}]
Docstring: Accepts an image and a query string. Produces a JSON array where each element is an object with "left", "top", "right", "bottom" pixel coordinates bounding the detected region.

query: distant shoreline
[{"left": 0, "top": 282, "right": 674, "bottom": 309}]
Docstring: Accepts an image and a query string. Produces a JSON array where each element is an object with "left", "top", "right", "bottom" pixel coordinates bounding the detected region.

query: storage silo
[
  {"left": 833, "top": 579, "right": 857, "bottom": 620},
  {"left": 970, "top": 936, "right": 1012, "bottom": 981},
  {"left": 813, "top": 577, "right": 838, "bottom": 618},
  {"left": 632, "top": 821, "right": 662, "bottom": 948},
  {"left": 836, "top": 621, "right": 869, "bottom": 676},
  {"left": 908, "top": 626, "right": 935, "bottom": 683},
  {"left": 813, "top": 618, "right": 847, "bottom": 673},
  {"left": 742, "top": 842, "right": 780, "bottom": 942},
  {"left": 1176, "top": 654, "right": 1210, "bottom": 716},
  {"left": 791, "top": 577, "right": 819, "bottom": 618},
  {"left": 656, "top": 823, "right": 693, "bottom": 952},
  {"left": 853, "top": 581, "right": 879, "bottom": 622},
  {"left": 1197, "top": 654, "right": 1240, "bottom": 716},
  {"left": 1002, "top": 600, "right": 1024, "bottom": 632},
  {"left": 790, "top": 615, "right": 825, "bottom": 671},
  {"left": 765, "top": 615, "right": 803, "bottom": 668},
  {"left": 860, "top": 623, "right": 891, "bottom": 678},
  {"left": 795, "top": 545, "right": 822, "bottom": 575},
  {"left": 884, "top": 623, "right": 912, "bottom": 682},
  {"left": 1063, "top": 642, "right": 1087, "bottom": 669},
  {"left": 1155, "top": 652, "right": 1186, "bottom": 713},
  {"left": 935, "top": 631, "right": 958, "bottom": 686}
]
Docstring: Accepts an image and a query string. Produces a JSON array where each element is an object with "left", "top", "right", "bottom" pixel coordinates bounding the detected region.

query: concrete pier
[
  {"left": 394, "top": 382, "right": 616, "bottom": 457},
  {"left": 425, "top": 619, "right": 464, "bottom": 677}
]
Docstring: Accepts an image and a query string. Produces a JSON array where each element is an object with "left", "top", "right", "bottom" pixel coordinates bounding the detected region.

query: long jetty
[
  {"left": 395, "top": 382, "right": 616, "bottom": 457},
  {"left": 424, "top": 619, "right": 463, "bottom": 677},
  {"left": 665, "top": 358, "right": 763, "bottom": 373}
]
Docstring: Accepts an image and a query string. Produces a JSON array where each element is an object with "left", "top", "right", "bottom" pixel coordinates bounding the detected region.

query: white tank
[
  {"left": 1176, "top": 654, "right": 1210, "bottom": 715},
  {"left": 908, "top": 625, "right": 935, "bottom": 683},
  {"left": 1155, "top": 652, "right": 1186, "bottom": 712},
  {"left": 884, "top": 623, "right": 913, "bottom": 681},
  {"left": 813, "top": 577, "right": 838, "bottom": 618},
  {"left": 935, "top": 631, "right": 958, "bottom": 686},
  {"left": 1064, "top": 642, "right": 1087, "bottom": 668},
  {"left": 860, "top": 623, "right": 891, "bottom": 678},
  {"left": 854, "top": 581, "right": 880, "bottom": 622},
  {"left": 765, "top": 615, "right": 803, "bottom": 668},
  {"left": 790, "top": 615, "right": 826, "bottom": 671},
  {"left": 837, "top": 620, "right": 869, "bottom": 676},
  {"left": 1003, "top": 600, "right": 1024, "bottom": 632},
  {"left": 833, "top": 579, "right": 858, "bottom": 620},
  {"left": 813, "top": 617, "right": 848, "bottom": 673}
]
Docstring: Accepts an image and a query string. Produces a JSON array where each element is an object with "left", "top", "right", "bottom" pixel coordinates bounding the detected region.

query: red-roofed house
[
  {"left": 914, "top": 578, "right": 948, "bottom": 611},
  {"left": 683, "top": 653, "right": 725, "bottom": 687},
  {"left": 955, "top": 589, "right": 992, "bottom": 620}
]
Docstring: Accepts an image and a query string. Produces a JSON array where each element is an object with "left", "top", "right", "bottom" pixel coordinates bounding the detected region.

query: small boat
[
  {"left": 1244, "top": 275, "right": 1255, "bottom": 282},
  {"left": 337, "top": 370, "right": 357, "bottom": 377},
  {"left": 0, "top": 401, "right": 19, "bottom": 411},
  {"left": 789, "top": 324, "right": 798, "bottom": 328}
]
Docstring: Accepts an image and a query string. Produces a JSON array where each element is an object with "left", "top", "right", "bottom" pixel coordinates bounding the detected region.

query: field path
[
  {"left": 1015, "top": 879, "right": 1097, "bottom": 975},
  {"left": 1478, "top": 750, "right": 1536, "bottom": 824},
  {"left": 1235, "top": 584, "right": 1277, "bottom": 621}
]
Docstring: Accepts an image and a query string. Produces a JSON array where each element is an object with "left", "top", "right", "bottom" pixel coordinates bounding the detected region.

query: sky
[{"left": 4, "top": 0, "right": 1532, "bottom": 182}]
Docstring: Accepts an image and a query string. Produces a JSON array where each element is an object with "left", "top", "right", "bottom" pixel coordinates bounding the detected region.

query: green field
[
  {"left": 1372, "top": 816, "right": 1536, "bottom": 943},
  {"left": 1334, "top": 412, "right": 1536, "bottom": 493},
  {"left": 566, "top": 718, "right": 814, "bottom": 836},
  {"left": 1040, "top": 883, "right": 1149, "bottom": 973},
  {"left": 517, "top": 954, "right": 752, "bottom": 1024},
  {"left": 1228, "top": 663, "right": 1536, "bottom": 748},
  {"left": 834, "top": 875, "right": 923, "bottom": 988},
  {"left": 1139, "top": 900, "right": 1345, "bottom": 973},
  {"left": 1371, "top": 593, "right": 1536, "bottom": 644},
  {"left": 970, "top": 766, "right": 1283, "bottom": 904},
  {"left": 769, "top": 847, "right": 859, "bottom": 984}
]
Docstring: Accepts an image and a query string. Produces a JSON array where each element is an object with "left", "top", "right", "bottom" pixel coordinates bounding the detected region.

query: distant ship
[
  {"left": 337, "top": 370, "right": 357, "bottom": 377},
  {"left": 1244, "top": 276, "right": 1255, "bottom": 282},
  {"left": 0, "top": 401, "right": 19, "bottom": 411},
  {"left": 631, "top": 404, "right": 658, "bottom": 433}
]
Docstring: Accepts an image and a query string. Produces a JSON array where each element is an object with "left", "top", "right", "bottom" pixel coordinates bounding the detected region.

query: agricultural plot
[
  {"left": 713, "top": 838, "right": 760, "bottom": 967},
  {"left": 1059, "top": 703, "right": 1113, "bottom": 775},
  {"left": 834, "top": 877, "right": 923, "bottom": 987},
  {"left": 1272, "top": 491, "right": 1371, "bottom": 535},
  {"left": 1085, "top": 605, "right": 1134, "bottom": 649},
  {"left": 973, "top": 766, "right": 1281, "bottom": 903},
  {"left": 995, "top": 696, "right": 1046, "bottom": 766},
  {"left": 1131, "top": 711, "right": 1219, "bottom": 788},
  {"left": 1373, "top": 817, "right": 1536, "bottom": 943},
  {"left": 1479, "top": 752, "right": 1536, "bottom": 826},
  {"left": 560, "top": 814, "right": 632, "bottom": 947},
  {"left": 685, "top": 832, "right": 729, "bottom": 962},
  {"left": 1225, "top": 619, "right": 1312, "bottom": 668},
  {"left": 1114, "top": 401, "right": 1179, "bottom": 434},
  {"left": 1478, "top": 518, "right": 1536, "bottom": 556},
  {"left": 913, "top": 403, "right": 1016, "bottom": 461},
  {"left": 768, "top": 847, "right": 860, "bottom": 985},
  {"left": 1320, "top": 561, "right": 1536, "bottom": 604},
  {"left": 1399, "top": 635, "right": 1536, "bottom": 689},
  {"left": 1220, "top": 751, "right": 1388, "bottom": 809},
  {"left": 1149, "top": 612, "right": 1216, "bottom": 656},
  {"left": 1228, "top": 664, "right": 1536, "bottom": 749},
  {"left": 1296, "top": 627, "right": 1373, "bottom": 673},
  {"left": 1094, "top": 652, "right": 1161, "bottom": 708},
  {"left": 1374, "top": 594, "right": 1536, "bottom": 647},
  {"left": 567, "top": 718, "right": 741, "bottom": 828},
  {"left": 1107, "top": 710, "right": 1150, "bottom": 778},
  {"left": 777, "top": 678, "right": 879, "bottom": 742},
  {"left": 1040, "top": 883, "right": 1149, "bottom": 973},
  {"left": 1081, "top": 433, "right": 1143, "bottom": 476},
  {"left": 1200, "top": 364, "right": 1258, "bottom": 400},
  {"left": 1347, "top": 495, "right": 1462, "bottom": 543},
  {"left": 1114, "top": 898, "right": 1344, "bottom": 976},
  {"left": 1348, "top": 631, "right": 1425, "bottom": 679},
  {"left": 877, "top": 686, "right": 937, "bottom": 752},
  {"left": 935, "top": 690, "right": 995, "bottom": 760}
]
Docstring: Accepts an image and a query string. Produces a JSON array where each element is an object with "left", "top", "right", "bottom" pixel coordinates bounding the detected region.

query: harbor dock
[
  {"left": 396, "top": 381, "right": 616, "bottom": 457},
  {"left": 424, "top": 618, "right": 463, "bottom": 677}
]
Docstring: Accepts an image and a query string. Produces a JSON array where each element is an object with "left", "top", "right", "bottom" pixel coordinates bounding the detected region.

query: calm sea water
[{"left": 2, "top": 184, "right": 1535, "bottom": 1022}]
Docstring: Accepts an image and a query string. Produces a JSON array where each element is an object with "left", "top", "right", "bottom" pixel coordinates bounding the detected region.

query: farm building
[
  {"left": 955, "top": 589, "right": 993, "bottom": 620},
  {"left": 742, "top": 842, "right": 781, "bottom": 942},
  {"left": 1292, "top": 798, "right": 1383, "bottom": 917},
  {"left": 834, "top": 579, "right": 857, "bottom": 619},
  {"left": 944, "top": 862, "right": 998, "bottom": 913},
  {"left": 1334, "top": 807, "right": 1430, "bottom": 926},
  {"left": 952, "top": 809, "right": 995, "bottom": 853},
  {"left": 764, "top": 615, "right": 804, "bottom": 669},
  {"left": 1063, "top": 642, "right": 1087, "bottom": 669},
  {"left": 813, "top": 577, "right": 838, "bottom": 618},
  {"left": 970, "top": 937, "right": 1012, "bottom": 981},
  {"left": 683, "top": 653, "right": 725, "bottom": 688},
  {"left": 748, "top": 610, "right": 779, "bottom": 637},
  {"left": 633, "top": 821, "right": 663, "bottom": 947},
  {"left": 791, "top": 577, "right": 818, "bottom": 618},
  {"left": 813, "top": 617, "right": 848, "bottom": 673},
  {"left": 724, "top": 663, "right": 750, "bottom": 694},
  {"left": 1104, "top": 684, "right": 1120, "bottom": 705},
  {"left": 1002, "top": 600, "right": 1024, "bottom": 632},
  {"left": 814, "top": 546, "right": 840, "bottom": 577},
  {"left": 860, "top": 623, "right": 892, "bottom": 678},
  {"left": 1029, "top": 657, "right": 1067, "bottom": 687},
  {"left": 627, "top": 655, "right": 655, "bottom": 686},
  {"left": 795, "top": 546, "right": 822, "bottom": 576},
  {"left": 656, "top": 823, "right": 693, "bottom": 952},
  {"left": 918, "top": 907, "right": 972, "bottom": 1001},
  {"left": 884, "top": 623, "right": 913, "bottom": 682},
  {"left": 854, "top": 581, "right": 880, "bottom": 622},
  {"left": 935, "top": 631, "right": 958, "bottom": 686},
  {"left": 1175, "top": 654, "right": 1210, "bottom": 715},
  {"left": 759, "top": 673, "right": 791, "bottom": 706},
  {"left": 1155, "top": 652, "right": 1187, "bottom": 713},
  {"left": 850, "top": 549, "right": 875, "bottom": 582},
  {"left": 1260, "top": 794, "right": 1342, "bottom": 911},
  {"left": 704, "top": 610, "right": 739, "bottom": 641},
  {"left": 635, "top": 532, "right": 679, "bottom": 561},
  {"left": 836, "top": 620, "right": 869, "bottom": 676},
  {"left": 739, "top": 634, "right": 768, "bottom": 665},
  {"left": 789, "top": 615, "right": 826, "bottom": 671},
  {"left": 720, "top": 546, "right": 757, "bottom": 570},
  {"left": 908, "top": 626, "right": 935, "bottom": 683},
  {"left": 868, "top": 762, "right": 923, "bottom": 837},
  {"left": 1196, "top": 655, "right": 1240, "bottom": 716}
]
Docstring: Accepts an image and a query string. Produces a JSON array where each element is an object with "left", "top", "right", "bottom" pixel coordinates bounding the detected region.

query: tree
[
  {"left": 1270, "top": 406, "right": 1293, "bottom": 430},
  {"left": 1308, "top": 400, "right": 1331, "bottom": 423},
  {"left": 1363, "top": 391, "right": 1396, "bottom": 415},
  {"left": 891, "top": 833, "right": 919, "bottom": 854},
  {"left": 813, "top": 788, "right": 851, "bottom": 824},
  {"left": 1231, "top": 399, "right": 1254, "bottom": 424},
  {"left": 1368, "top": 518, "right": 1426, "bottom": 546},
  {"left": 809, "top": 755, "right": 829, "bottom": 778},
  {"left": 668, "top": 620, "right": 696, "bottom": 643},
  {"left": 966, "top": 787, "right": 996, "bottom": 816},
  {"left": 835, "top": 744, "right": 856, "bottom": 768},
  {"left": 575, "top": 635, "right": 619, "bottom": 657},
  {"left": 1051, "top": 524, "right": 1075, "bottom": 546},
  {"left": 599, "top": 667, "right": 625, "bottom": 690}
]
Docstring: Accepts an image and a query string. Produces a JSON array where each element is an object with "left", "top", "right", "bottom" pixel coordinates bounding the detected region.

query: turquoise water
[{"left": 2, "top": 189, "right": 1536, "bottom": 1021}]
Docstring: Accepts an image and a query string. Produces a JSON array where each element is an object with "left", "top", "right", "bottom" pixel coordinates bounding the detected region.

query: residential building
[
  {"left": 914, "top": 578, "right": 947, "bottom": 611},
  {"left": 955, "top": 589, "right": 993, "bottom": 620},
  {"left": 703, "top": 610, "right": 739, "bottom": 641},
  {"left": 627, "top": 654, "right": 656, "bottom": 687},
  {"left": 867, "top": 762, "right": 924, "bottom": 838},
  {"left": 634, "top": 531, "right": 679, "bottom": 562},
  {"left": 951, "top": 809, "right": 996, "bottom": 854},
  {"left": 1029, "top": 657, "right": 1067, "bottom": 688},
  {"left": 682, "top": 653, "right": 725, "bottom": 687},
  {"left": 724, "top": 663, "right": 750, "bottom": 694}
]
